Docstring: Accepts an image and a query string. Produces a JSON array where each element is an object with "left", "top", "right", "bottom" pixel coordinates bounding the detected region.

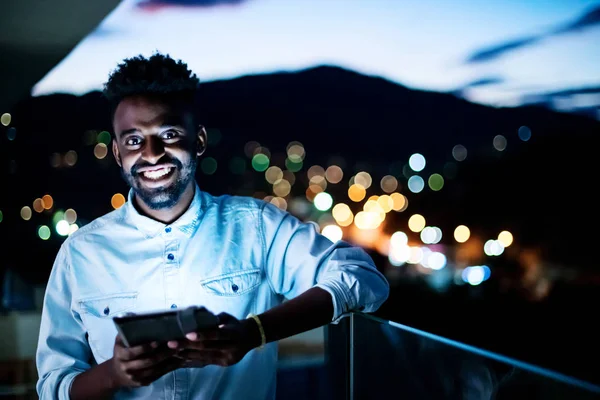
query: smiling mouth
[{"left": 138, "top": 166, "right": 174, "bottom": 180}]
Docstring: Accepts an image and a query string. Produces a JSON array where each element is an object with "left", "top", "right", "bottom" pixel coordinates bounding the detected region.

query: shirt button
[
  {"left": 232, "top": 284, "right": 239, "bottom": 292},
  {"left": 165, "top": 227, "right": 172, "bottom": 233},
  {"left": 167, "top": 253, "right": 175, "bottom": 261},
  {"left": 103, "top": 307, "right": 110, "bottom": 315},
  {"left": 171, "top": 304, "right": 177, "bottom": 309}
]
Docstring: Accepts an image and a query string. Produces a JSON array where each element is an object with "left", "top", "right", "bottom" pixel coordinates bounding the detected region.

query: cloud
[
  {"left": 466, "top": 37, "right": 539, "bottom": 64},
  {"left": 136, "top": 0, "right": 248, "bottom": 10},
  {"left": 450, "top": 76, "right": 504, "bottom": 97},
  {"left": 465, "top": 5, "right": 600, "bottom": 64}
]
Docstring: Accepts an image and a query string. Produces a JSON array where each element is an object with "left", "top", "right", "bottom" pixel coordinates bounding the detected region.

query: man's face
[{"left": 112, "top": 95, "right": 198, "bottom": 210}]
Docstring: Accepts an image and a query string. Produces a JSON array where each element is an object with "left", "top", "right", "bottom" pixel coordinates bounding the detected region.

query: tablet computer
[{"left": 113, "top": 306, "right": 220, "bottom": 348}]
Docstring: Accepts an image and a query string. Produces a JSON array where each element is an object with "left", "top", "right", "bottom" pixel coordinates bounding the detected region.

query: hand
[
  {"left": 108, "top": 335, "right": 185, "bottom": 389},
  {"left": 167, "top": 312, "right": 261, "bottom": 367}
]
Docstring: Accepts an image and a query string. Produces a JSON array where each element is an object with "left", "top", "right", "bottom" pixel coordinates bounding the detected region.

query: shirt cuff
[
  {"left": 315, "top": 280, "right": 357, "bottom": 324},
  {"left": 61, "top": 371, "right": 83, "bottom": 400}
]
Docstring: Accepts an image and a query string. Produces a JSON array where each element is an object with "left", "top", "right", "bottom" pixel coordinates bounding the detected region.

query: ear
[
  {"left": 112, "top": 139, "right": 122, "bottom": 167},
  {"left": 197, "top": 125, "right": 208, "bottom": 157}
]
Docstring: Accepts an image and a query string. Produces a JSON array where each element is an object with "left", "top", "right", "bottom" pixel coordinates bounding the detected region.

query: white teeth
[{"left": 142, "top": 168, "right": 171, "bottom": 180}]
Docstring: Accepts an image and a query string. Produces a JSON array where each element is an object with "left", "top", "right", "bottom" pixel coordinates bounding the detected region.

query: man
[{"left": 36, "top": 53, "right": 389, "bottom": 399}]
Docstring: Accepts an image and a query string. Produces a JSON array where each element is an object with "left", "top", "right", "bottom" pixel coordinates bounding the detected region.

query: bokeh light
[
  {"left": 408, "top": 214, "right": 426, "bottom": 232},
  {"left": 21, "top": 206, "right": 32, "bottom": 221},
  {"left": 322, "top": 225, "right": 343, "bottom": 242},
  {"left": 408, "top": 176, "right": 425, "bottom": 193},
  {"left": 454, "top": 225, "right": 471, "bottom": 243},
  {"left": 201, "top": 157, "right": 218, "bottom": 174},
  {"left": 94, "top": 143, "right": 108, "bottom": 159},
  {"left": 332, "top": 203, "right": 354, "bottom": 227},
  {"left": 1, "top": 113, "right": 11, "bottom": 126},
  {"left": 409, "top": 153, "right": 426, "bottom": 172},
  {"left": 314, "top": 192, "right": 333, "bottom": 211},
  {"left": 428, "top": 174, "right": 444, "bottom": 191},
  {"left": 273, "top": 179, "right": 292, "bottom": 197},
  {"left": 251, "top": 154, "right": 270, "bottom": 172},
  {"left": 493, "top": 135, "right": 507, "bottom": 151},
  {"left": 325, "top": 165, "right": 343, "bottom": 184},
  {"left": 390, "top": 193, "right": 408, "bottom": 212},
  {"left": 452, "top": 145, "right": 467, "bottom": 161},
  {"left": 354, "top": 172, "right": 372, "bottom": 189},
  {"left": 348, "top": 184, "right": 366, "bottom": 202},
  {"left": 498, "top": 230, "right": 514, "bottom": 247},
  {"left": 380, "top": 175, "right": 398, "bottom": 193},
  {"left": 38, "top": 225, "right": 51, "bottom": 240},
  {"left": 111, "top": 193, "right": 126, "bottom": 209},
  {"left": 265, "top": 166, "right": 283, "bottom": 184},
  {"left": 518, "top": 126, "right": 532, "bottom": 141},
  {"left": 33, "top": 198, "right": 44, "bottom": 213},
  {"left": 65, "top": 209, "right": 77, "bottom": 224},
  {"left": 42, "top": 195, "right": 54, "bottom": 210}
]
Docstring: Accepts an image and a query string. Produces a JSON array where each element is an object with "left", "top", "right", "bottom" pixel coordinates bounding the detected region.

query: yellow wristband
[{"left": 248, "top": 314, "right": 266, "bottom": 349}]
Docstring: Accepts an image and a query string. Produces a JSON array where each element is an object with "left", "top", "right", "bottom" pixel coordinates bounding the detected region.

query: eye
[
  {"left": 125, "top": 137, "right": 142, "bottom": 146},
  {"left": 163, "top": 130, "right": 179, "bottom": 140}
]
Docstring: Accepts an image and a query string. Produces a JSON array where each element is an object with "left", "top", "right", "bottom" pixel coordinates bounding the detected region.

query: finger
[
  {"left": 122, "top": 348, "right": 177, "bottom": 372},
  {"left": 117, "top": 341, "right": 159, "bottom": 361},
  {"left": 216, "top": 312, "right": 237, "bottom": 326},
  {"left": 195, "top": 328, "right": 233, "bottom": 341}
]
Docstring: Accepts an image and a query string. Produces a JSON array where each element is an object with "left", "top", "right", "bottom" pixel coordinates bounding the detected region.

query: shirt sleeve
[
  {"left": 260, "top": 201, "right": 390, "bottom": 321},
  {"left": 36, "top": 243, "right": 92, "bottom": 399}
]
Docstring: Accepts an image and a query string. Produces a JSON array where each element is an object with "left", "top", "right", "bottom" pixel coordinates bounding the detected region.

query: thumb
[{"left": 216, "top": 312, "right": 237, "bottom": 326}]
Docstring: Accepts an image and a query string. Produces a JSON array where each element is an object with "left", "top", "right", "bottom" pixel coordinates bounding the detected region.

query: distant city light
[
  {"left": 42, "top": 195, "right": 53, "bottom": 210},
  {"left": 452, "top": 145, "right": 467, "bottom": 161},
  {"left": 454, "top": 225, "right": 471, "bottom": 243},
  {"left": 56, "top": 220, "right": 70, "bottom": 236},
  {"left": 313, "top": 192, "right": 333, "bottom": 211},
  {"left": 390, "top": 193, "right": 408, "bottom": 212},
  {"left": 407, "top": 246, "right": 424, "bottom": 264},
  {"left": 380, "top": 175, "right": 398, "bottom": 193},
  {"left": 201, "top": 157, "right": 217, "bottom": 174},
  {"left": 518, "top": 126, "right": 532, "bottom": 141},
  {"left": 325, "top": 165, "right": 343, "bottom": 184},
  {"left": 38, "top": 225, "right": 51, "bottom": 240},
  {"left": 64, "top": 209, "right": 77, "bottom": 224},
  {"left": 493, "top": 135, "right": 507, "bottom": 151},
  {"left": 251, "top": 153, "right": 270, "bottom": 172},
  {"left": 348, "top": 184, "right": 366, "bottom": 202},
  {"left": 322, "top": 225, "right": 343, "bottom": 242},
  {"left": 97, "top": 131, "right": 111, "bottom": 145},
  {"left": 94, "top": 143, "right": 108, "bottom": 159},
  {"left": 265, "top": 166, "right": 283, "bottom": 184},
  {"left": 409, "top": 153, "right": 426, "bottom": 172},
  {"left": 332, "top": 203, "right": 353, "bottom": 226},
  {"left": 427, "top": 252, "right": 447, "bottom": 270},
  {"left": 484, "top": 239, "right": 505, "bottom": 256},
  {"left": 408, "top": 214, "right": 426, "bottom": 232},
  {"left": 64, "top": 150, "right": 78, "bottom": 167},
  {"left": 498, "top": 230, "right": 514, "bottom": 247},
  {"left": 428, "top": 174, "right": 444, "bottom": 191},
  {"left": 408, "top": 176, "right": 425, "bottom": 193},
  {"left": 111, "top": 193, "right": 126, "bottom": 209},
  {"left": 1, "top": 113, "right": 11, "bottom": 126},
  {"left": 390, "top": 231, "right": 409, "bottom": 247},
  {"left": 273, "top": 179, "right": 292, "bottom": 197},
  {"left": 462, "top": 265, "right": 491, "bottom": 285},
  {"left": 354, "top": 172, "right": 372, "bottom": 189},
  {"left": 20, "top": 206, "right": 32, "bottom": 221}
]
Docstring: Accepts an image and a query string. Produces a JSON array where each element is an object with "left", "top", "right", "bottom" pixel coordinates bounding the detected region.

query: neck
[{"left": 133, "top": 182, "right": 196, "bottom": 224}]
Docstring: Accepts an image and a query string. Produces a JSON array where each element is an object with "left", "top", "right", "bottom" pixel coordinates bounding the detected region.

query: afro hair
[{"left": 103, "top": 52, "right": 200, "bottom": 106}]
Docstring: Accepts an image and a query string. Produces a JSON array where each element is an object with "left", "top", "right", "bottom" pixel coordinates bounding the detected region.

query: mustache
[{"left": 130, "top": 156, "right": 183, "bottom": 175}]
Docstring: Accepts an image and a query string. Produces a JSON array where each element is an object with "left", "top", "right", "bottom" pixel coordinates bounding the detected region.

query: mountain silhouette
[{"left": 1, "top": 65, "right": 599, "bottom": 283}]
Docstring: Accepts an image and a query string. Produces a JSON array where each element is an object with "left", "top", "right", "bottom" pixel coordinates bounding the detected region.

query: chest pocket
[
  {"left": 79, "top": 292, "right": 137, "bottom": 362},
  {"left": 200, "top": 269, "right": 261, "bottom": 296}
]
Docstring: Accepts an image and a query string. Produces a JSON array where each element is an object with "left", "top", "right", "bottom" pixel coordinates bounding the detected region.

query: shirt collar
[{"left": 125, "top": 182, "right": 203, "bottom": 238}]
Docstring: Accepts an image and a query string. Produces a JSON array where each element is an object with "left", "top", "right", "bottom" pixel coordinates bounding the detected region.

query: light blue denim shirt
[{"left": 36, "top": 183, "right": 389, "bottom": 399}]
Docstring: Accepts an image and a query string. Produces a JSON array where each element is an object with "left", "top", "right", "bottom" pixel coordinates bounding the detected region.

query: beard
[{"left": 121, "top": 154, "right": 197, "bottom": 210}]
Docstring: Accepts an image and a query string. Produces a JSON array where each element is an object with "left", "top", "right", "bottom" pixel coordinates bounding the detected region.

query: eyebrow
[{"left": 118, "top": 124, "right": 184, "bottom": 138}]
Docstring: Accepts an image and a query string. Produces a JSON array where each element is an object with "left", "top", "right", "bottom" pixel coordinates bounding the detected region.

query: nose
[{"left": 141, "top": 136, "right": 165, "bottom": 164}]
